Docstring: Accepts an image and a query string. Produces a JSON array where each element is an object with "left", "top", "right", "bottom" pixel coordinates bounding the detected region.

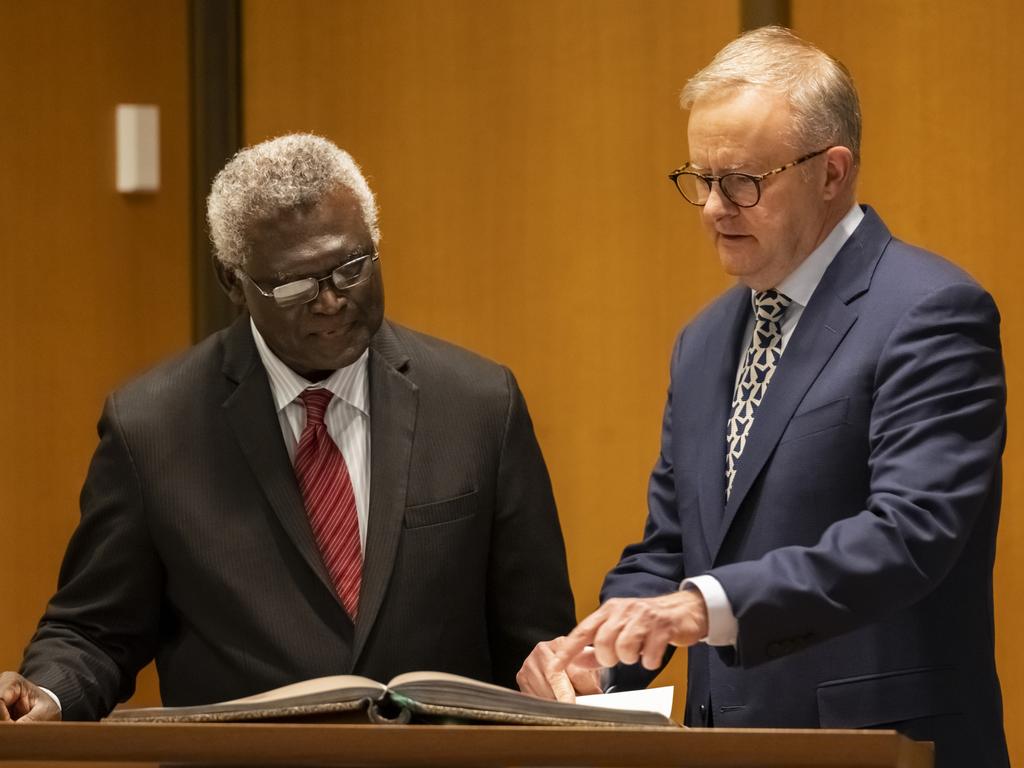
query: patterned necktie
[
  {"left": 294, "top": 388, "right": 362, "bottom": 618},
  {"left": 725, "top": 290, "right": 792, "bottom": 499}
]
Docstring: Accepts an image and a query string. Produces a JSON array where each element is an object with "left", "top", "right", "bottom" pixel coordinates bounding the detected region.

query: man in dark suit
[
  {"left": 1, "top": 133, "right": 574, "bottom": 721},
  {"left": 518, "top": 27, "right": 1008, "bottom": 767}
]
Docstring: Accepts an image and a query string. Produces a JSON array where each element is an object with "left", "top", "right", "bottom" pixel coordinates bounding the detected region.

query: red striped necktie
[{"left": 295, "top": 388, "right": 362, "bottom": 618}]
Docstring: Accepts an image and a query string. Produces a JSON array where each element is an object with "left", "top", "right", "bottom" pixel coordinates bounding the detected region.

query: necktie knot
[
  {"left": 753, "top": 290, "right": 792, "bottom": 324},
  {"left": 300, "top": 388, "right": 333, "bottom": 426}
]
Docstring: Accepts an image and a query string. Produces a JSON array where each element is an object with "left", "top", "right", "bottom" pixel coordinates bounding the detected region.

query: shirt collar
[
  {"left": 772, "top": 203, "right": 865, "bottom": 309},
  {"left": 250, "top": 318, "right": 369, "bottom": 416}
]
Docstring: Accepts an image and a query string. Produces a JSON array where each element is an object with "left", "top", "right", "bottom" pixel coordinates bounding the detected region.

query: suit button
[{"left": 698, "top": 704, "right": 707, "bottom": 721}]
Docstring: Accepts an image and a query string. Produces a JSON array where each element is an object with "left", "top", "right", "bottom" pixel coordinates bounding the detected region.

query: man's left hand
[
  {"left": 0, "top": 672, "right": 60, "bottom": 723},
  {"left": 555, "top": 590, "right": 709, "bottom": 672}
]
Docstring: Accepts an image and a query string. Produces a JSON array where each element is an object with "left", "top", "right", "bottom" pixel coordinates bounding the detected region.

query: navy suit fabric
[{"left": 603, "top": 207, "right": 1008, "bottom": 766}]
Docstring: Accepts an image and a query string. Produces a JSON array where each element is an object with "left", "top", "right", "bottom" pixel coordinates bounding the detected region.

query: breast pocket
[
  {"left": 779, "top": 397, "right": 849, "bottom": 445},
  {"left": 403, "top": 490, "right": 478, "bottom": 529}
]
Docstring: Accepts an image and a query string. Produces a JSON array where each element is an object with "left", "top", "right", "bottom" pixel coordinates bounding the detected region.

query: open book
[{"left": 105, "top": 671, "right": 674, "bottom": 728}]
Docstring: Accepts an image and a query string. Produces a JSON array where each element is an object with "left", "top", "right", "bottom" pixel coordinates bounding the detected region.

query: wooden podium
[{"left": 0, "top": 722, "right": 932, "bottom": 767}]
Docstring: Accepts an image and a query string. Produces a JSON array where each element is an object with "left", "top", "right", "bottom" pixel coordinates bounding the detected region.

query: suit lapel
[
  {"left": 712, "top": 207, "right": 890, "bottom": 562},
  {"left": 713, "top": 291, "right": 856, "bottom": 559},
  {"left": 697, "top": 287, "right": 750, "bottom": 562},
  {"left": 220, "top": 317, "right": 338, "bottom": 598},
  {"left": 352, "top": 321, "right": 418, "bottom": 663}
]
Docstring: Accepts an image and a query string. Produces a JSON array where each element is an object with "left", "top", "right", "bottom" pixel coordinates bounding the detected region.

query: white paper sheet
[{"left": 575, "top": 686, "right": 674, "bottom": 718}]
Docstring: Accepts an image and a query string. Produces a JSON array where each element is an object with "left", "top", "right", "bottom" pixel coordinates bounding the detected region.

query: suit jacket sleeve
[
  {"left": 711, "top": 281, "right": 1005, "bottom": 667},
  {"left": 20, "top": 395, "right": 162, "bottom": 720},
  {"left": 486, "top": 368, "right": 576, "bottom": 685}
]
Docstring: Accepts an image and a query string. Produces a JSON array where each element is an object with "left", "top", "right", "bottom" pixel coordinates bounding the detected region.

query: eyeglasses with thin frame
[
  {"left": 668, "top": 146, "right": 834, "bottom": 208},
  {"left": 237, "top": 251, "right": 380, "bottom": 308}
]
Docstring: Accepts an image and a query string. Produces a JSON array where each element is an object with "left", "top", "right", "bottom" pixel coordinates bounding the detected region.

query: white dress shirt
[
  {"left": 250, "top": 319, "right": 371, "bottom": 550},
  {"left": 685, "top": 204, "right": 864, "bottom": 646}
]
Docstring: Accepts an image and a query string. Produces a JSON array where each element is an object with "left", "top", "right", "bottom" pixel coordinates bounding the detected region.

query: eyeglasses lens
[
  {"left": 264, "top": 255, "right": 374, "bottom": 307},
  {"left": 721, "top": 175, "right": 759, "bottom": 207},
  {"left": 273, "top": 279, "right": 318, "bottom": 307},
  {"left": 677, "top": 173, "right": 709, "bottom": 205},
  {"left": 677, "top": 173, "right": 760, "bottom": 208},
  {"left": 332, "top": 257, "right": 369, "bottom": 290}
]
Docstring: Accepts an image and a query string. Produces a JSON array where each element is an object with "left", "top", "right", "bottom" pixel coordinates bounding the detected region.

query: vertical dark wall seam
[
  {"left": 740, "top": 0, "right": 791, "bottom": 31},
  {"left": 190, "top": 0, "right": 243, "bottom": 342}
]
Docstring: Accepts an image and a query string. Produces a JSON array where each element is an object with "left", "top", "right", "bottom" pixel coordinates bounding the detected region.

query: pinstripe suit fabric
[{"left": 21, "top": 317, "right": 575, "bottom": 720}]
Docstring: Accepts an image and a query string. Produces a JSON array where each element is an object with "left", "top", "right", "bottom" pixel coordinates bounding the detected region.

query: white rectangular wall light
[{"left": 115, "top": 104, "right": 160, "bottom": 193}]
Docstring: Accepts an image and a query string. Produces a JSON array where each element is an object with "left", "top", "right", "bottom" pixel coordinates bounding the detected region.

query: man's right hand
[
  {"left": 516, "top": 636, "right": 603, "bottom": 702},
  {"left": 0, "top": 672, "right": 60, "bottom": 722}
]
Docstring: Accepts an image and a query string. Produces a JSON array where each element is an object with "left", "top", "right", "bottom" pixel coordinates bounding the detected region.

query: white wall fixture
[{"left": 115, "top": 104, "right": 160, "bottom": 193}]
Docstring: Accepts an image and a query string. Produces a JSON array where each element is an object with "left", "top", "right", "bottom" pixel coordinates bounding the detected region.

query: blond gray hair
[
  {"left": 207, "top": 133, "right": 380, "bottom": 269},
  {"left": 681, "top": 26, "right": 861, "bottom": 163}
]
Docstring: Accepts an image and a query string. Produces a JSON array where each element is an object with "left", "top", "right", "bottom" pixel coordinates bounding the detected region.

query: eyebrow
[{"left": 689, "top": 161, "right": 752, "bottom": 174}]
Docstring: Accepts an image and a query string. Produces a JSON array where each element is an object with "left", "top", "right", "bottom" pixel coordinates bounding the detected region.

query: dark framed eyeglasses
[
  {"left": 668, "top": 146, "right": 833, "bottom": 208},
  {"left": 237, "top": 251, "right": 380, "bottom": 308}
]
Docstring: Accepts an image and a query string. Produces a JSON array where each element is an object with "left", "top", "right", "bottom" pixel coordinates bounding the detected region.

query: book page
[
  {"left": 219, "top": 674, "right": 385, "bottom": 705},
  {"left": 106, "top": 674, "right": 389, "bottom": 723},
  {"left": 576, "top": 686, "right": 674, "bottom": 718},
  {"left": 387, "top": 670, "right": 509, "bottom": 690},
  {"left": 388, "top": 671, "right": 673, "bottom": 727}
]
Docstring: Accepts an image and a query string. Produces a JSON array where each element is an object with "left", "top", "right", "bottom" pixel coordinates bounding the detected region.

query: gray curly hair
[
  {"left": 207, "top": 133, "right": 380, "bottom": 269},
  {"left": 681, "top": 26, "right": 861, "bottom": 164}
]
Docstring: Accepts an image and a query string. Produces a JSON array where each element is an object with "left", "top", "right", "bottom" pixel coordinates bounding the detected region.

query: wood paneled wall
[
  {"left": 1, "top": 0, "right": 1017, "bottom": 755},
  {"left": 793, "top": 2, "right": 1022, "bottom": 758},
  {"left": 0, "top": 0, "right": 191, "bottom": 707},
  {"left": 246, "top": 0, "right": 1022, "bottom": 742},
  {"left": 243, "top": 0, "right": 740, "bottom": 715}
]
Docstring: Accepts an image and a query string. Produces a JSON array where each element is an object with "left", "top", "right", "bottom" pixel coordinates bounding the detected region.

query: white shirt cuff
[
  {"left": 682, "top": 575, "right": 738, "bottom": 647},
  {"left": 39, "top": 686, "right": 61, "bottom": 712}
]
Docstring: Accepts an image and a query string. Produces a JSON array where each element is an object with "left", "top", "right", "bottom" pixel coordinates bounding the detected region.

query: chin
[
  {"left": 283, "top": 343, "right": 363, "bottom": 380},
  {"left": 718, "top": 255, "right": 752, "bottom": 279},
  {"left": 313, "top": 349, "right": 362, "bottom": 372},
  {"left": 718, "top": 248, "right": 765, "bottom": 279}
]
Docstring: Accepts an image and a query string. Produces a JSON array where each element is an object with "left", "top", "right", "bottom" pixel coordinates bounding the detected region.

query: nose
[
  {"left": 702, "top": 182, "right": 738, "bottom": 219},
  {"left": 309, "top": 277, "right": 347, "bottom": 314}
]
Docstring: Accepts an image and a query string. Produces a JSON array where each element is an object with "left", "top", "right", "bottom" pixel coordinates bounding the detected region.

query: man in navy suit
[{"left": 518, "top": 27, "right": 1008, "bottom": 767}]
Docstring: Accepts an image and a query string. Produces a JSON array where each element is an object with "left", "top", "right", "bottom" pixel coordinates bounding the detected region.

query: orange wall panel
[
  {"left": 10, "top": 0, "right": 1008, "bottom": 744},
  {"left": 243, "top": 0, "right": 739, "bottom": 719},
  {"left": 0, "top": 0, "right": 192, "bottom": 709},
  {"left": 245, "top": 3, "right": 1022, "bottom": 741}
]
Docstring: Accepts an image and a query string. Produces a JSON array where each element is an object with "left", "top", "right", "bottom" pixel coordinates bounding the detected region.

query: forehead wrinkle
[
  {"left": 290, "top": 233, "right": 365, "bottom": 260},
  {"left": 687, "top": 128, "right": 757, "bottom": 174},
  {"left": 687, "top": 88, "right": 798, "bottom": 174},
  {"left": 688, "top": 146, "right": 759, "bottom": 175},
  {"left": 270, "top": 235, "right": 371, "bottom": 281}
]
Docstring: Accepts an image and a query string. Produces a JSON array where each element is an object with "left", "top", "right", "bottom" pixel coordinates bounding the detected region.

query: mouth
[
  {"left": 310, "top": 321, "right": 355, "bottom": 338},
  {"left": 717, "top": 233, "right": 753, "bottom": 246}
]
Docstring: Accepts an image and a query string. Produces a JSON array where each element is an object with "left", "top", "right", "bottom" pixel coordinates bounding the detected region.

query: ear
[
  {"left": 821, "top": 146, "right": 856, "bottom": 201},
  {"left": 213, "top": 256, "right": 247, "bottom": 307}
]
